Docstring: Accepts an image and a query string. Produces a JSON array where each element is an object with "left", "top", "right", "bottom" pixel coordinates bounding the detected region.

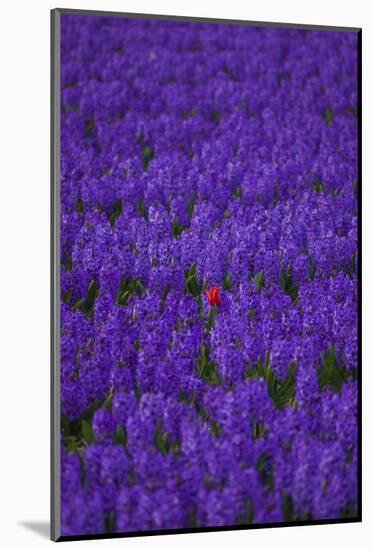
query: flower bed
[{"left": 60, "top": 15, "right": 358, "bottom": 535}]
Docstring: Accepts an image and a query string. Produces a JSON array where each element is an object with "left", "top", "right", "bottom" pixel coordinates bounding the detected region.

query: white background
[{"left": 0, "top": 0, "right": 368, "bottom": 547}]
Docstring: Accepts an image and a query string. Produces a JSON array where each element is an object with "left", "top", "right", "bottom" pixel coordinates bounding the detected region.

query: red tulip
[{"left": 204, "top": 287, "right": 221, "bottom": 306}]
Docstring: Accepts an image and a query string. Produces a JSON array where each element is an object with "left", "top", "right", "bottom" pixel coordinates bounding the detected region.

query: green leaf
[
  {"left": 313, "top": 180, "right": 323, "bottom": 194},
  {"left": 309, "top": 257, "right": 316, "bottom": 281},
  {"left": 210, "top": 421, "right": 220, "bottom": 438},
  {"left": 256, "top": 358, "right": 265, "bottom": 378},
  {"left": 222, "top": 272, "right": 232, "bottom": 291},
  {"left": 254, "top": 271, "right": 264, "bottom": 293},
  {"left": 204, "top": 305, "right": 217, "bottom": 334},
  {"left": 255, "top": 452, "right": 274, "bottom": 490},
  {"left": 81, "top": 419, "right": 94, "bottom": 445},
  {"left": 108, "top": 199, "right": 122, "bottom": 227},
  {"left": 181, "top": 107, "right": 197, "bottom": 120},
  {"left": 113, "top": 425, "right": 127, "bottom": 447},
  {"left": 116, "top": 276, "right": 145, "bottom": 307},
  {"left": 196, "top": 344, "right": 221, "bottom": 385},
  {"left": 62, "top": 251, "right": 73, "bottom": 271},
  {"left": 288, "top": 284, "right": 299, "bottom": 304},
  {"left": 63, "top": 289, "right": 72, "bottom": 305},
  {"left": 104, "top": 513, "right": 116, "bottom": 534},
  {"left": 279, "top": 264, "right": 299, "bottom": 304},
  {"left": 102, "top": 392, "right": 113, "bottom": 410},
  {"left": 252, "top": 422, "right": 265, "bottom": 441},
  {"left": 324, "top": 107, "right": 333, "bottom": 126},
  {"left": 140, "top": 146, "right": 155, "bottom": 171},
  {"left": 187, "top": 194, "right": 196, "bottom": 218},
  {"left": 279, "top": 264, "right": 290, "bottom": 292},
  {"left": 154, "top": 421, "right": 171, "bottom": 455},
  {"left": 75, "top": 197, "right": 84, "bottom": 213},
  {"left": 188, "top": 509, "right": 197, "bottom": 528},
  {"left": 282, "top": 493, "right": 294, "bottom": 521},
  {"left": 72, "top": 279, "right": 99, "bottom": 318},
  {"left": 85, "top": 115, "right": 94, "bottom": 136},
  {"left": 317, "top": 344, "right": 350, "bottom": 393},
  {"left": 245, "top": 500, "right": 254, "bottom": 524},
  {"left": 65, "top": 436, "right": 78, "bottom": 452},
  {"left": 266, "top": 365, "right": 276, "bottom": 396},
  {"left": 118, "top": 290, "right": 130, "bottom": 306},
  {"left": 248, "top": 355, "right": 296, "bottom": 409},
  {"left": 137, "top": 198, "right": 148, "bottom": 221},
  {"left": 232, "top": 186, "right": 242, "bottom": 199},
  {"left": 85, "top": 279, "right": 99, "bottom": 316},
  {"left": 341, "top": 505, "right": 357, "bottom": 519},
  {"left": 71, "top": 298, "right": 84, "bottom": 313},
  {"left": 210, "top": 110, "right": 220, "bottom": 123},
  {"left": 61, "top": 400, "right": 100, "bottom": 450},
  {"left": 172, "top": 217, "right": 186, "bottom": 238},
  {"left": 185, "top": 263, "right": 201, "bottom": 298}
]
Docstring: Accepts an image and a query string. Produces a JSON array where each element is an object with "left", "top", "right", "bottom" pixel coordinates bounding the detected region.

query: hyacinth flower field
[{"left": 59, "top": 14, "right": 359, "bottom": 537}]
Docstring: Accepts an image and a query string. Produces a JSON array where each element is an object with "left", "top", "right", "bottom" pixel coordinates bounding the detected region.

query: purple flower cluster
[{"left": 60, "top": 14, "right": 359, "bottom": 536}]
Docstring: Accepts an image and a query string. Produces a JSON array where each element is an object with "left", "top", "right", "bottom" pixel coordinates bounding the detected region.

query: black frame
[{"left": 51, "top": 7, "right": 362, "bottom": 542}]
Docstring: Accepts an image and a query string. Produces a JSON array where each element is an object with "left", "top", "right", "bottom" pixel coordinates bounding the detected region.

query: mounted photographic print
[{"left": 51, "top": 8, "right": 361, "bottom": 541}]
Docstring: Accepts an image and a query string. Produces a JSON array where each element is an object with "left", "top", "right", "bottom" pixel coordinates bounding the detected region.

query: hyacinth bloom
[
  {"left": 204, "top": 287, "right": 221, "bottom": 306},
  {"left": 58, "top": 12, "right": 359, "bottom": 538}
]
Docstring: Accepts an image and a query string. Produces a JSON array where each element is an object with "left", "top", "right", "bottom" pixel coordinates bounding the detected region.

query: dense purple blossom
[{"left": 59, "top": 14, "right": 359, "bottom": 536}]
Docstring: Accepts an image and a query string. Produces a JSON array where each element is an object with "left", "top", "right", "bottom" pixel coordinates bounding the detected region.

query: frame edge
[{"left": 51, "top": 7, "right": 61, "bottom": 543}]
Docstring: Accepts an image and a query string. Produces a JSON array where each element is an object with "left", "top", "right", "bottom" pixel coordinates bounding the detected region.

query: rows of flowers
[{"left": 60, "top": 14, "right": 358, "bottom": 536}]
